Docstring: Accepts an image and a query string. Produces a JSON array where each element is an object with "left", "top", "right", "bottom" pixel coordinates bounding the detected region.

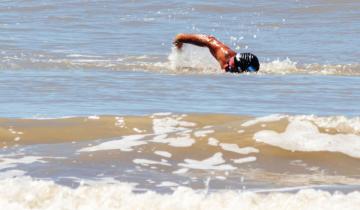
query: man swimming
[{"left": 173, "top": 33, "right": 260, "bottom": 73}]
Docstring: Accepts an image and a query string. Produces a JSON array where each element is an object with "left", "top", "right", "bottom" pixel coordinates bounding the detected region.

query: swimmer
[{"left": 173, "top": 34, "right": 260, "bottom": 73}]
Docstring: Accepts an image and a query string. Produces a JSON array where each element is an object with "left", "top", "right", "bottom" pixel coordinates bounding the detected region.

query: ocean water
[{"left": 0, "top": 0, "right": 360, "bottom": 209}]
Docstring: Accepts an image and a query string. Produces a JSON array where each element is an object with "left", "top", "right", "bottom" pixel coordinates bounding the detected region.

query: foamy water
[
  {"left": 1, "top": 178, "right": 360, "bottom": 210},
  {"left": 1, "top": 0, "right": 360, "bottom": 208},
  {"left": 0, "top": 0, "right": 359, "bottom": 75},
  {"left": 1, "top": 114, "right": 360, "bottom": 192}
]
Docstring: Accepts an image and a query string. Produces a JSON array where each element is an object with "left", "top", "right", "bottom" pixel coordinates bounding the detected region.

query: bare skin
[{"left": 173, "top": 33, "right": 237, "bottom": 70}]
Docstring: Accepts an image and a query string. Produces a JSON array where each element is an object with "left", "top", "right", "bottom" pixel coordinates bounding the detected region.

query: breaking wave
[
  {"left": 0, "top": 47, "right": 359, "bottom": 76},
  {"left": 0, "top": 178, "right": 359, "bottom": 210},
  {"left": 1, "top": 113, "right": 360, "bottom": 190}
]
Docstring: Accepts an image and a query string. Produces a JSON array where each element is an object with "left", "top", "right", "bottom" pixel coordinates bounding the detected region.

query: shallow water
[
  {"left": 2, "top": 114, "right": 360, "bottom": 191},
  {"left": 0, "top": 0, "right": 360, "bottom": 209},
  {"left": 1, "top": 70, "right": 360, "bottom": 118}
]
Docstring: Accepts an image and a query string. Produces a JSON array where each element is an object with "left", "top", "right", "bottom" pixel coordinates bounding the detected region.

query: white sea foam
[
  {"left": 208, "top": 137, "right": 220, "bottom": 146},
  {"left": 87, "top": 115, "right": 100, "bottom": 120},
  {"left": 115, "top": 117, "right": 125, "bottom": 128},
  {"left": 154, "top": 151, "right": 172, "bottom": 158},
  {"left": 168, "top": 45, "right": 220, "bottom": 73},
  {"left": 232, "top": 156, "right": 257, "bottom": 164},
  {"left": 242, "top": 114, "right": 285, "bottom": 127},
  {"left": 3, "top": 51, "right": 358, "bottom": 75},
  {"left": 289, "top": 115, "right": 360, "bottom": 134},
  {"left": 215, "top": 176, "right": 227, "bottom": 180},
  {"left": 78, "top": 135, "right": 147, "bottom": 152},
  {"left": 254, "top": 119, "right": 360, "bottom": 158},
  {"left": 260, "top": 58, "right": 298, "bottom": 75},
  {"left": 156, "top": 181, "right": 179, "bottom": 187},
  {"left": 243, "top": 114, "right": 360, "bottom": 135},
  {"left": 172, "top": 168, "right": 189, "bottom": 174},
  {"left": 178, "top": 152, "right": 236, "bottom": 171},
  {"left": 133, "top": 128, "right": 145, "bottom": 133},
  {"left": 0, "top": 156, "right": 47, "bottom": 170},
  {"left": 194, "top": 129, "right": 214, "bottom": 137},
  {"left": 238, "top": 130, "right": 245, "bottom": 133},
  {"left": 152, "top": 115, "right": 196, "bottom": 134},
  {"left": 0, "top": 178, "right": 359, "bottom": 210},
  {"left": 0, "top": 170, "right": 26, "bottom": 179},
  {"left": 133, "top": 159, "right": 171, "bottom": 166},
  {"left": 151, "top": 112, "right": 172, "bottom": 117},
  {"left": 219, "top": 143, "right": 259, "bottom": 155},
  {"left": 8, "top": 128, "right": 23, "bottom": 135},
  {"left": 66, "top": 54, "right": 103, "bottom": 58},
  {"left": 151, "top": 135, "right": 195, "bottom": 147}
]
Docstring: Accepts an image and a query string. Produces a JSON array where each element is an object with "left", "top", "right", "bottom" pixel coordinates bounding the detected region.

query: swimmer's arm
[
  {"left": 173, "top": 34, "right": 212, "bottom": 49},
  {"left": 173, "top": 34, "right": 236, "bottom": 70}
]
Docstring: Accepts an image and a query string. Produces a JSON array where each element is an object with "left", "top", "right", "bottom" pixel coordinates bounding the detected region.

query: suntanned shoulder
[
  {"left": 173, "top": 33, "right": 237, "bottom": 70},
  {"left": 173, "top": 33, "right": 260, "bottom": 73}
]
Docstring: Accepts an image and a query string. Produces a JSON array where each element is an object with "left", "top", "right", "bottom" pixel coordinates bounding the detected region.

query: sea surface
[{"left": 0, "top": 0, "right": 360, "bottom": 209}]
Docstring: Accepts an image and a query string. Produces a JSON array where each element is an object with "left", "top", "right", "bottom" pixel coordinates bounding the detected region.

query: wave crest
[
  {"left": 0, "top": 50, "right": 359, "bottom": 76},
  {"left": 0, "top": 178, "right": 359, "bottom": 210}
]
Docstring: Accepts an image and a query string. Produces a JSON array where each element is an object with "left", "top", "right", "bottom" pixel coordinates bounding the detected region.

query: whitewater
[{"left": 0, "top": 0, "right": 359, "bottom": 209}]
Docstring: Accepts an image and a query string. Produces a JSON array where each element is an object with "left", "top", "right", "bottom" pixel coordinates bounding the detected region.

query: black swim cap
[{"left": 234, "top": 53, "right": 260, "bottom": 72}]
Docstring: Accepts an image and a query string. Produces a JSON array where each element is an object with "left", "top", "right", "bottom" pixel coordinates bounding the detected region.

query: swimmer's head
[{"left": 227, "top": 53, "right": 259, "bottom": 73}]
